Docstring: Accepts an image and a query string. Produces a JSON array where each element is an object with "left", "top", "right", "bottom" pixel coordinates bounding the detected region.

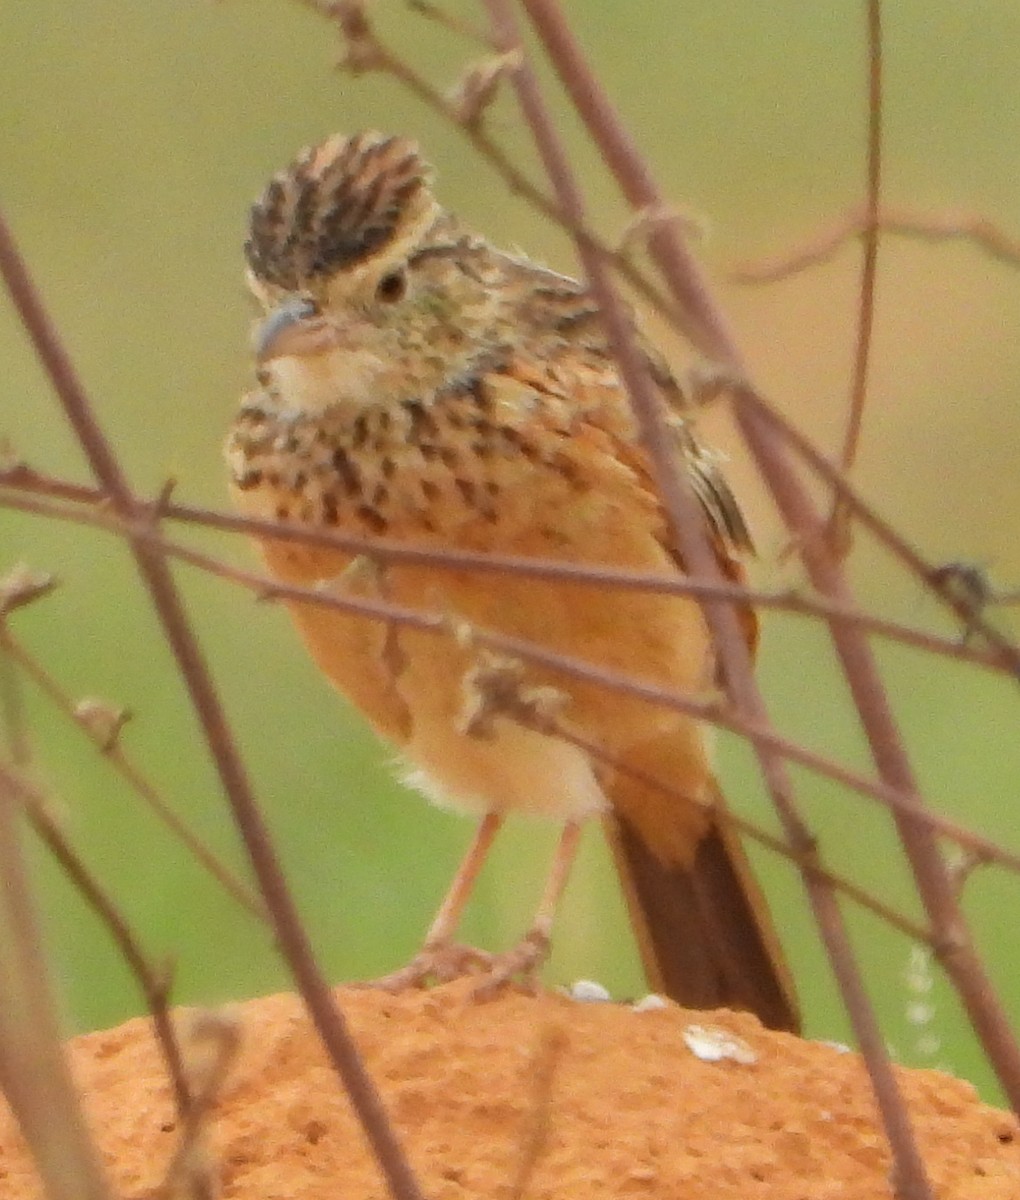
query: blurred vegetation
[{"left": 1, "top": 1, "right": 1018, "bottom": 1103}]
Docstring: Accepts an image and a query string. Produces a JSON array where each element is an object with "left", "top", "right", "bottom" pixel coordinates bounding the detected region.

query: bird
[{"left": 225, "top": 131, "right": 800, "bottom": 1032}]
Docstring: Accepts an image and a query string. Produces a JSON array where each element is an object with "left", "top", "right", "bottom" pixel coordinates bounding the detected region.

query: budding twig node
[
  {"left": 73, "top": 697, "right": 132, "bottom": 752},
  {"left": 616, "top": 202, "right": 708, "bottom": 258},
  {"left": 448, "top": 50, "right": 523, "bottom": 128},
  {"left": 0, "top": 564, "right": 57, "bottom": 617},
  {"left": 332, "top": 1, "right": 384, "bottom": 75}
]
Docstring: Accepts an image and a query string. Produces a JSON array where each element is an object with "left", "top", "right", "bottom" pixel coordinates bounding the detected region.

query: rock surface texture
[{"left": 1, "top": 982, "right": 1017, "bottom": 1198}]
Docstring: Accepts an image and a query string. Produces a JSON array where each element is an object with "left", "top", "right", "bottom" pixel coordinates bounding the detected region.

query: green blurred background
[{"left": 1, "top": 2, "right": 1018, "bottom": 1102}]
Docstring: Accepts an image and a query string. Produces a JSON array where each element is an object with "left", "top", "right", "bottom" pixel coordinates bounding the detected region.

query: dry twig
[{"left": 0, "top": 205, "right": 426, "bottom": 1200}]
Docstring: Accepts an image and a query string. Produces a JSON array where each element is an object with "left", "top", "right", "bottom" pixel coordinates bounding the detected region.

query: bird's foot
[
  {"left": 471, "top": 928, "right": 550, "bottom": 1000},
  {"left": 360, "top": 928, "right": 551, "bottom": 998},
  {"left": 362, "top": 941, "right": 496, "bottom": 992}
]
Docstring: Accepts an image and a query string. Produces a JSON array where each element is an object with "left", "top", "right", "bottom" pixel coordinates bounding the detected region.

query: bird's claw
[
  {"left": 359, "top": 929, "right": 551, "bottom": 999},
  {"left": 359, "top": 942, "right": 495, "bottom": 992},
  {"left": 471, "top": 928, "right": 550, "bottom": 1001}
]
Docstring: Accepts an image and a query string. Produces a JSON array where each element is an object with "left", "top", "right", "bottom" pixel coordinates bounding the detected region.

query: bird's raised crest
[{"left": 245, "top": 132, "right": 439, "bottom": 289}]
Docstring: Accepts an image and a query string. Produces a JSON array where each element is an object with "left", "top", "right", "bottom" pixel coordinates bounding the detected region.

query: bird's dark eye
[{"left": 376, "top": 270, "right": 407, "bottom": 304}]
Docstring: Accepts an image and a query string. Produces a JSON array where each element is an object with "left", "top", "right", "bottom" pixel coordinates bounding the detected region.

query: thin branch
[
  {"left": 3, "top": 454, "right": 1020, "bottom": 880},
  {"left": 514, "top": 0, "right": 745, "bottom": 367},
  {"left": 2, "top": 760, "right": 191, "bottom": 1117},
  {"left": 405, "top": 0, "right": 495, "bottom": 47},
  {"left": 526, "top": 718, "right": 931, "bottom": 943},
  {"left": 0, "top": 563, "right": 192, "bottom": 1126},
  {"left": 506, "top": 1, "right": 1017, "bottom": 673},
  {"left": 158, "top": 1009, "right": 241, "bottom": 1200},
  {"left": 0, "top": 622, "right": 266, "bottom": 923},
  {"left": 828, "top": 0, "right": 883, "bottom": 551},
  {"left": 2, "top": 593, "right": 191, "bottom": 1136},
  {"left": 0, "top": 205, "right": 426, "bottom": 1200},
  {"left": 735, "top": 394, "right": 1020, "bottom": 680},
  {"left": 0, "top": 764, "right": 112, "bottom": 1200},
  {"left": 0, "top": 625, "right": 32, "bottom": 767},
  {"left": 735, "top": 379, "right": 1020, "bottom": 1108},
  {"left": 512, "top": 0, "right": 1020, "bottom": 1113},
  {"left": 1, "top": 472, "right": 1015, "bottom": 677},
  {"left": 484, "top": 13, "right": 935, "bottom": 1187},
  {"left": 730, "top": 203, "right": 1020, "bottom": 284},
  {"left": 509, "top": 1022, "right": 565, "bottom": 1200},
  {"left": 506, "top": 1, "right": 959, "bottom": 1187},
  {"left": 294, "top": 0, "right": 692, "bottom": 335}
]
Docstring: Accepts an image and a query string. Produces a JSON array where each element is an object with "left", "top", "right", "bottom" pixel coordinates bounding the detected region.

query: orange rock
[{"left": 1, "top": 982, "right": 1017, "bottom": 1198}]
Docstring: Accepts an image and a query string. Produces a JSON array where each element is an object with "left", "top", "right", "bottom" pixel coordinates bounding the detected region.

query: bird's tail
[{"left": 606, "top": 771, "right": 800, "bottom": 1033}]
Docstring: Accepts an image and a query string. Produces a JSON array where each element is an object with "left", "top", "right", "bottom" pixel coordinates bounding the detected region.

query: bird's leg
[
  {"left": 473, "top": 820, "right": 583, "bottom": 998},
  {"left": 368, "top": 817, "right": 583, "bottom": 996},
  {"left": 368, "top": 811, "right": 504, "bottom": 990}
]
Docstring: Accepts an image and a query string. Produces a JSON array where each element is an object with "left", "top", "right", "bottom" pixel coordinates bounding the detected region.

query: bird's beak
[{"left": 254, "top": 297, "right": 329, "bottom": 363}]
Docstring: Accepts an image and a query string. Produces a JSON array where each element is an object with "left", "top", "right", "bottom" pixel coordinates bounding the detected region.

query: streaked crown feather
[{"left": 245, "top": 132, "right": 437, "bottom": 289}]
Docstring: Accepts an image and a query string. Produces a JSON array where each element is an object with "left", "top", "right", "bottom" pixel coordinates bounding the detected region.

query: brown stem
[
  {"left": 729, "top": 203, "right": 1020, "bottom": 283},
  {"left": 514, "top": 0, "right": 1014, "bottom": 655},
  {"left": 405, "top": 0, "right": 495, "bottom": 46},
  {"left": 159, "top": 1010, "right": 241, "bottom": 1199},
  {"left": 839, "top": 0, "right": 882, "bottom": 479},
  {"left": 533, "top": 720, "right": 929, "bottom": 943},
  {"left": 3, "top": 480, "right": 1017, "bottom": 878},
  {"left": 299, "top": 0, "right": 691, "bottom": 332},
  {"left": 500, "top": 2, "right": 939, "bottom": 1190},
  {"left": 0, "top": 763, "right": 112, "bottom": 1200},
  {"left": 2, "top": 761, "right": 191, "bottom": 1117},
  {"left": 733, "top": 391, "right": 1020, "bottom": 1106},
  {"left": 514, "top": 0, "right": 745, "bottom": 368},
  {"left": 294, "top": 0, "right": 1020, "bottom": 669},
  {"left": 0, "top": 624, "right": 266, "bottom": 923},
  {"left": 514, "top": 0, "right": 1020, "bottom": 1118},
  {"left": 823, "top": 0, "right": 883, "bottom": 554},
  {"left": 0, "top": 207, "right": 425, "bottom": 1200},
  {"left": 2, "top": 473, "right": 1014, "bottom": 676},
  {"left": 733, "top": 395, "right": 1020, "bottom": 678}
]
